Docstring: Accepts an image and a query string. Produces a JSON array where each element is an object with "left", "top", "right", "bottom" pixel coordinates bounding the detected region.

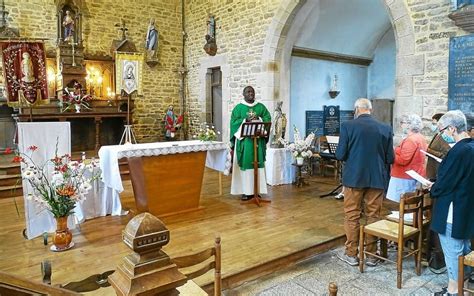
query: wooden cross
[{"left": 115, "top": 20, "right": 128, "bottom": 41}]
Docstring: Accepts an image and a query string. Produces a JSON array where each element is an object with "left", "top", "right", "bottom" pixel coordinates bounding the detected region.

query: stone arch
[{"left": 260, "top": 0, "right": 423, "bottom": 127}]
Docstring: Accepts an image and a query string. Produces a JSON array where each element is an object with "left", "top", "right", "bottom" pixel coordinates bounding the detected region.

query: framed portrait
[{"left": 115, "top": 52, "right": 143, "bottom": 95}]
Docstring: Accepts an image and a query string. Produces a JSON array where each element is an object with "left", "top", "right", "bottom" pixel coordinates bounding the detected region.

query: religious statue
[
  {"left": 163, "top": 105, "right": 183, "bottom": 140},
  {"left": 270, "top": 101, "right": 287, "bottom": 148},
  {"left": 62, "top": 10, "right": 75, "bottom": 42},
  {"left": 145, "top": 18, "right": 158, "bottom": 58},
  {"left": 203, "top": 15, "right": 217, "bottom": 56},
  {"left": 21, "top": 52, "right": 35, "bottom": 83}
]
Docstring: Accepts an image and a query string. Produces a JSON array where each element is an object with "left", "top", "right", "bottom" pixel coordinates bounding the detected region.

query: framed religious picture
[
  {"left": 1, "top": 42, "right": 49, "bottom": 107},
  {"left": 115, "top": 52, "right": 143, "bottom": 95}
]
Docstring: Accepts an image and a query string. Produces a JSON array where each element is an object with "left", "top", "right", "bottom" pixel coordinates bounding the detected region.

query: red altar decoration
[{"left": 1, "top": 42, "right": 49, "bottom": 106}]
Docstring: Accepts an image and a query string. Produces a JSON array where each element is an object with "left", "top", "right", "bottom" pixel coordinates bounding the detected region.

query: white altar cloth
[
  {"left": 18, "top": 123, "right": 116, "bottom": 239},
  {"left": 265, "top": 147, "right": 296, "bottom": 186},
  {"left": 99, "top": 141, "right": 227, "bottom": 211},
  {"left": 18, "top": 122, "right": 73, "bottom": 239}
]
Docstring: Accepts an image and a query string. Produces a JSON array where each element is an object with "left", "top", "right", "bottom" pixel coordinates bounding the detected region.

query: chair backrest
[
  {"left": 172, "top": 236, "right": 221, "bottom": 296},
  {"left": 398, "top": 190, "right": 424, "bottom": 236}
]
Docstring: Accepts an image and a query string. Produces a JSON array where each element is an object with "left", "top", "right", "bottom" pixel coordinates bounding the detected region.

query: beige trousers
[{"left": 343, "top": 187, "right": 384, "bottom": 257}]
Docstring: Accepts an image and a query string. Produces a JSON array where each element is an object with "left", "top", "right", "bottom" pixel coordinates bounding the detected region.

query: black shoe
[{"left": 241, "top": 195, "right": 252, "bottom": 201}]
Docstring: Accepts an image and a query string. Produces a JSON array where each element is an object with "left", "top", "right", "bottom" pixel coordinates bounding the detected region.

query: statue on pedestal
[
  {"left": 163, "top": 105, "right": 183, "bottom": 140},
  {"left": 270, "top": 101, "right": 287, "bottom": 148},
  {"left": 62, "top": 10, "right": 75, "bottom": 42},
  {"left": 145, "top": 18, "right": 158, "bottom": 59}
]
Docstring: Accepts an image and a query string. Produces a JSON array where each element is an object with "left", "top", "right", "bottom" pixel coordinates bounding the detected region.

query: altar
[{"left": 99, "top": 140, "right": 227, "bottom": 217}]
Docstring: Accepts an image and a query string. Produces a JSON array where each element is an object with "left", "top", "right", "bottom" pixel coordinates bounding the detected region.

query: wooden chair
[
  {"left": 318, "top": 136, "right": 340, "bottom": 179},
  {"left": 172, "top": 236, "right": 221, "bottom": 296},
  {"left": 458, "top": 251, "right": 474, "bottom": 294},
  {"left": 359, "top": 191, "right": 424, "bottom": 289}
]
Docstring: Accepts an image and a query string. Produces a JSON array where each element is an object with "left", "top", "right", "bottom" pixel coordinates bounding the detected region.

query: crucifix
[
  {"left": 69, "top": 39, "right": 78, "bottom": 66},
  {"left": 115, "top": 19, "right": 128, "bottom": 40}
]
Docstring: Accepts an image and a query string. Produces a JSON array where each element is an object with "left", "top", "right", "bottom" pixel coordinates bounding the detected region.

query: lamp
[
  {"left": 106, "top": 87, "right": 115, "bottom": 106},
  {"left": 86, "top": 67, "right": 103, "bottom": 97},
  {"left": 328, "top": 74, "right": 340, "bottom": 99}
]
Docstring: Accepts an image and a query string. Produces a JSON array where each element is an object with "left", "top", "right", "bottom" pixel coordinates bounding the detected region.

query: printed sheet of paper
[
  {"left": 405, "top": 170, "right": 432, "bottom": 186},
  {"left": 326, "top": 135, "right": 339, "bottom": 144},
  {"left": 420, "top": 149, "right": 442, "bottom": 163}
]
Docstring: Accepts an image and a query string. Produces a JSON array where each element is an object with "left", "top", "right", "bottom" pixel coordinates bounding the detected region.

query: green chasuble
[{"left": 230, "top": 101, "right": 271, "bottom": 170}]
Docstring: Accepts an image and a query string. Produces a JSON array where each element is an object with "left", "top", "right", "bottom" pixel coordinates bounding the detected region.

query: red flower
[
  {"left": 28, "top": 145, "right": 38, "bottom": 151},
  {"left": 12, "top": 156, "right": 23, "bottom": 163},
  {"left": 3, "top": 147, "right": 12, "bottom": 154}
]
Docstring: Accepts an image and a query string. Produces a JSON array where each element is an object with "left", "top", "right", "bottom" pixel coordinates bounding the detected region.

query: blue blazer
[
  {"left": 335, "top": 114, "right": 394, "bottom": 190},
  {"left": 430, "top": 138, "right": 474, "bottom": 239}
]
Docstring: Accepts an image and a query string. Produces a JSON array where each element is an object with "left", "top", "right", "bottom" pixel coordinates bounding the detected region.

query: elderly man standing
[{"left": 335, "top": 98, "right": 394, "bottom": 266}]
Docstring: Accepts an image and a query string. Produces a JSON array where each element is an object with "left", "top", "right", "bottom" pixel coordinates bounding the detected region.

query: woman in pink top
[{"left": 387, "top": 114, "right": 428, "bottom": 203}]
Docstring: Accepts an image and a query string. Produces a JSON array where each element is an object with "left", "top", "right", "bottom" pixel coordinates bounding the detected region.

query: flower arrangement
[
  {"left": 7, "top": 145, "right": 100, "bottom": 218},
  {"left": 280, "top": 126, "right": 315, "bottom": 159},
  {"left": 193, "top": 122, "right": 221, "bottom": 142},
  {"left": 61, "top": 82, "right": 92, "bottom": 112}
]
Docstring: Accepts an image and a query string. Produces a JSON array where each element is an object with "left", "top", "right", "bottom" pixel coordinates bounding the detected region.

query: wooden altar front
[{"left": 13, "top": 110, "right": 127, "bottom": 152}]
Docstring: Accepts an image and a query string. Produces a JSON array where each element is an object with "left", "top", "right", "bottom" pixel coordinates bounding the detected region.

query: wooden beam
[{"left": 292, "top": 47, "right": 372, "bottom": 66}]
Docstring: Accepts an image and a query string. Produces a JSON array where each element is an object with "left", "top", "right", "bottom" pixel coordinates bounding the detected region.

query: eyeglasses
[{"left": 439, "top": 126, "right": 449, "bottom": 133}]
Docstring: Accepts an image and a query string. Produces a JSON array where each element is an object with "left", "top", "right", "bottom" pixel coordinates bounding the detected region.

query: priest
[{"left": 230, "top": 86, "right": 271, "bottom": 200}]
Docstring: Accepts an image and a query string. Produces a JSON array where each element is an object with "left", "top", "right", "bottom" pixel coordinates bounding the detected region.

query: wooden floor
[{"left": 0, "top": 169, "right": 346, "bottom": 294}]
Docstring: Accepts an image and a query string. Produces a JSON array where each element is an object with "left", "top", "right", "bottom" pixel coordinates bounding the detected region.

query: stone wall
[
  {"left": 184, "top": 0, "right": 281, "bottom": 140},
  {"left": 8, "top": 0, "right": 183, "bottom": 142},
  {"left": 8, "top": 0, "right": 468, "bottom": 143},
  {"left": 405, "top": 0, "right": 466, "bottom": 121}
]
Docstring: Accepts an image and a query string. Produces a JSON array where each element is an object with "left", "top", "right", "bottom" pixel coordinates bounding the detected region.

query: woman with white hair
[
  {"left": 430, "top": 110, "right": 474, "bottom": 296},
  {"left": 386, "top": 114, "right": 428, "bottom": 204}
]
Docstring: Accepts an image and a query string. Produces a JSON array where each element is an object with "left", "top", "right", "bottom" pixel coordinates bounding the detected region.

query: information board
[
  {"left": 448, "top": 35, "right": 474, "bottom": 114},
  {"left": 323, "top": 105, "right": 340, "bottom": 136},
  {"left": 305, "top": 110, "right": 323, "bottom": 136}
]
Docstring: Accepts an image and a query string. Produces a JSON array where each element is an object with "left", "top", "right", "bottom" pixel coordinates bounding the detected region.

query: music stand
[
  {"left": 240, "top": 121, "right": 272, "bottom": 206},
  {"left": 319, "top": 138, "right": 343, "bottom": 198}
]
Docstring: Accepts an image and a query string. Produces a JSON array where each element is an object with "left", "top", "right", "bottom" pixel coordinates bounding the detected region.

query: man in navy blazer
[
  {"left": 335, "top": 98, "right": 394, "bottom": 267},
  {"left": 430, "top": 110, "right": 474, "bottom": 296}
]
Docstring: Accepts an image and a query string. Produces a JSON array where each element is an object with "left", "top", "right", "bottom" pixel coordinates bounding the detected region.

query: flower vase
[
  {"left": 51, "top": 216, "right": 73, "bottom": 252},
  {"left": 74, "top": 104, "right": 81, "bottom": 113},
  {"left": 296, "top": 157, "right": 304, "bottom": 165}
]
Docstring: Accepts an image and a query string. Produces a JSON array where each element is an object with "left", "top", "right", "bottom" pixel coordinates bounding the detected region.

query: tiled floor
[{"left": 226, "top": 247, "right": 449, "bottom": 295}]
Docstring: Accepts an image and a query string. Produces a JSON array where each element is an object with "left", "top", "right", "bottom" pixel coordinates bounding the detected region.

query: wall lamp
[{"left": 328, "top": 74, "right": 340, "bottom": 99}]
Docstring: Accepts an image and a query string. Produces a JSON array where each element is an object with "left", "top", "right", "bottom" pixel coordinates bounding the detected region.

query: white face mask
[{"left": 430, "top": 124, "right": 438, "bottom": 132}]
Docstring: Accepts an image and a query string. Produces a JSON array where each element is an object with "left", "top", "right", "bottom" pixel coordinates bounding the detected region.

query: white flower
[
  {"left": 22, "top": 169, "right": 36, "bottom": 179},
  {"left": 68, "top": 161, "right": 79, "bottom": 168},
  {"left": 51, "top": 171, "right": 64, "bottom": 186},
  {"left": 80, "top": 181, "right": 92, "bottom": 192},
  {"left": 85, "top": 163, "right": 94, "bottom": 173}
]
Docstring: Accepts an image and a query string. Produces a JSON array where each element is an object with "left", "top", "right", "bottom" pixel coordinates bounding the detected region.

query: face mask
[
  {"left": 431, "top": 124, "right": 438, "bottom": 132},
  {"left": 441, "top": 133, "right": 455, "bottom": 144},
  {"left": 402, "top": 127, "right": 409, "bottom": 135}
]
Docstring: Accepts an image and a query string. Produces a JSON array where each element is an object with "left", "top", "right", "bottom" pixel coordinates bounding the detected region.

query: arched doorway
[{"left": 261, "top": 0, "right": 422, "bottom": 135}]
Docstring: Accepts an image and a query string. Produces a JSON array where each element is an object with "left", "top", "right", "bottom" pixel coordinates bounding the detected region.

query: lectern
[{"left": 240, "top": 121, "right": 272, "bottom": 206}]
